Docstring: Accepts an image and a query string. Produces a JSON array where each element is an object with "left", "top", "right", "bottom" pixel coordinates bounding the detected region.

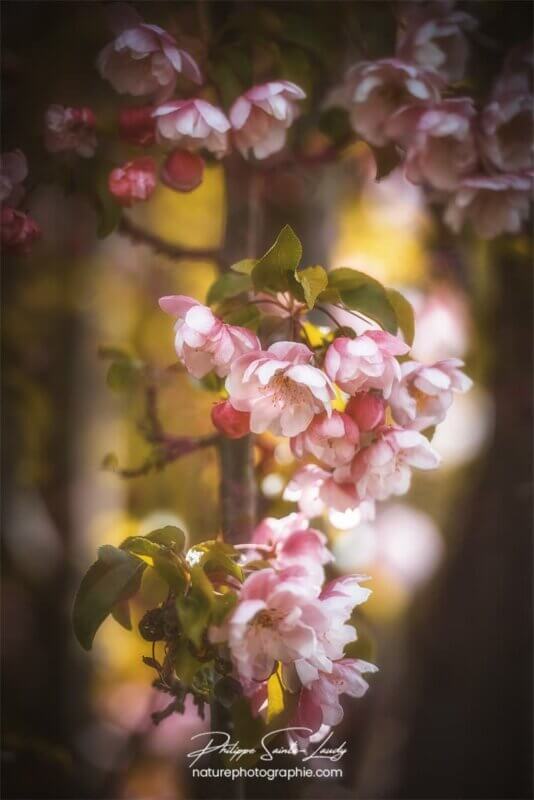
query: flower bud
[
  {"left": 211, "top": 400, "right": 250, "bottom": 439},
  {"left": 118, "top": 106, "right": 156, "bottom": 147},
  {"left": 345, "top": 392, "right": 385, "bottom": 432},
  {"left": 108, "top": 157, "right": 157, "bottom": 206},
  {"left": 1, "top": 207, "right": 41, "bottom": 254},
  {"left": 160, "top": 149, "right": 204, "bottom": 193}
]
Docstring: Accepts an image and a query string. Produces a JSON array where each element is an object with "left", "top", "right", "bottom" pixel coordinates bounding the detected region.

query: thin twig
[{"left": 118, "top": 215, "right": 225, "bottom": 264}]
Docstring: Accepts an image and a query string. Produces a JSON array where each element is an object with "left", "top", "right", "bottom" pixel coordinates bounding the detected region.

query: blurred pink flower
[
  {"left": 230, "top": 81, "right": 306, "bottom": 159},
  {"left": 283, "top": 463, "right": 362, "bottom": 518},
  {"left": 390, "top": 358, "right": 472, "bottom": 431},
  {"left": 349, "top": 427, "right": 441, "bottom": 503},
  {"left": 294, "top": 659, "right": 377, "bottom": 735},
  {"left": 0, "top": 149, "right": 27, "bottom": 206},
  {"left": 211, "top": 400, "right": 250, "bottom": 439},
  {"left": 108, "top": 156, "right": 156, "bottom": 206},
  {"left": 389, "top": 98, "right": 478, "bottom": 190},
  {"left": 331, "top": 59, "right": 442, "bottom": 147},
  {"left": 345, "top": 392, "right": 385, "bottom": 432},
  {"left": 396, "top": 4, "right": 477, "bottom": 82},
  {"left": 159, "top": 295, "right": 260, "bottom": 379},
  {"left": 325, "top": 331, "right": 409, "bottom": 398},
  {"left": 153, "top": 99, "right": 230, "bottom": 157},
  {"left": 44, "top": 105, "right": 97, "bottom": 158},
  {"left": 480, "top": 93, "right": 533, "bottom": 173},
  {"left": 226, "top": 342, "right": 334, "bottom": 437},
  {"left": 291, "top": 411, "right": 360, "bottom": 468},
  {"left": 97, "top": 3, "right": 201, "bottom": 101},
  {"left": 444, "top": 172, "right": 532, "bottom": 238},
  {"left": 210, "top": 566, "right": 327, "bottom": 682},
  {"left": 118, "top": 105, "right": 156, "bottom": 146},
  {"left": 249, "top": 512, "right": 333, "bottom": 585},
  {"left": 160, "top": 148, "right": 204, "bottom": 192},
  {"left": 1, "top": 206, "right": 41, "bottom": 254}
]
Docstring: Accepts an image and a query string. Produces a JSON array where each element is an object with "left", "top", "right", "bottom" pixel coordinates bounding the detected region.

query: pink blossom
[
  {"left": 480, "top": 93, "right": 533, "bottom": 173},
  {"left": 283, "top": 464, "right": 361, "bottom": 519},
  {"left": 153, "top": 100, "right": 230, "bottom": 157},
  {"left": 118, "top": 105, "right": 156, "bottom": 146},
  {"left": 211, "top": 400, "right": 250, "bottom": 439},
  {"left": 350, "top": 428, "right": 441, "bottom": 503},
  {"left": 444, "top": 173, "right": 533, "bottom": 239},
  {"left": 209, "top": 567, "right": 328, "bottom": 682},
  {"left": 249, "top": 513, "right": 333, "bottom": 585},
  {"left": 331, "top": 59, "right": 442, "bottom": 147},
  {"left": 390, "top": 358, "right": 472, "bottom": 431},
  {"left": 389, "top": 98, "right": 478, "bottom": 191},
  {"left": 291, "top": 411, "right": 360, "bottom": 468},
  {"left": 294, "top": 659, "right": 378, "bottom": 735},
  {"left": 159, "top": 295, "right": 260, "bottom": 379},
  {"left": 1, "top": 206, "right": 41, "bottom": 254},
  {"left": 226, "top": 342, "right": 334, "bottom": 437},
  {"left": 287, "top": 574, "right": 373, "bottom": 686},
  {"left": 396, "top": 3, "right": 477, "bottom": 82},
  {"left": 44, "top": 105, "right": 97, "bottom": 158},
  {"left": 491, "top": 41, "right": 533, "bottom": 100},
  {"left": 97, "top": 4, "right": 201, "bottom": 101},
  {"left": 325, "top": 331, "right": 409, "bottom": 398},
  {"left": 230, "top": 81, "right": 306, "bottom": 159},
  {"left": 108, "top": 156, "right": 157, "bottom": 206},
  {"left": 160, "top": 149, "right": 204, "bottom": 192},
  {"left": 345, "top": 393, "right": 385, "bottom": 432},
  {"left": 0, "top": 150, "right": 27, "bottom": 206}
]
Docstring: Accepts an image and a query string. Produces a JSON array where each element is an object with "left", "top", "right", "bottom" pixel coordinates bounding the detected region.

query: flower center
[
  {"left": 270, "top": 372, "right": 310, "bottom": 406},
  {"left": 253, "top": 608, "right": 286, "bottom": 628}
]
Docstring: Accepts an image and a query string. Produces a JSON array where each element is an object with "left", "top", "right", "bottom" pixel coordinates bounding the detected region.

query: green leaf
[
  {"left": 214, "top": 676, "right": 242, "bottom": 708},
  {"left": 186, "top": 540, "right": 243, "bottom": 583},
  {"left": 120, "top": 529, "right": 187, "bottom": 591},
  {"left": 174, "top": 638, "right": 204, "bottom": 686},
  {"left": 145, "top": 526, "right": 186, "bottom": 553},
  {"left": 73, "top": 547, "right": 145, "bottom": 650},
  {"left": 217, "top": 301, "right": 261, "bottom": 331},
  {"left": 211, "top": 590, "right": 238, "bottom": 625},
  {"left": 295, "top": 265, "right": 328, "bottom": 309},
  {"left": 252, "top": 225, "right": 302, "bottom": 292},
  {"left": 386, "top": 288, "right": 415, "bottom": 346},
  {"left": 230, "top": 258, "right": 257, "bottom": 275},
  {"left": 207, "top": 273, "right": 252, "bottom": 305},
  {"left": 328, "top": 268, "right": 398, "bottom": 334},
  {"left": 176, "top": 566, "right": 214, "bottom": 648},
  {"left": 111, "top": 599, "right": 132, "bottom": 631}
]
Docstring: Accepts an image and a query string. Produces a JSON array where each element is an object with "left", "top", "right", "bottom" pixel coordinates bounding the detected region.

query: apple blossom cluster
[
  {"left": 210, "top": 513, "right": 377, "bottom": 741},
  {"left": 0, "top": 150, "right": 41, "bottom": 253},
  {"left": 159, "top": 294, "right": 472, "bottom": 525},
  {"left": 37, "top": 3, "right": 307, "bottom": 209},
  {"left": 328, "top": 1, "right": 533, "bottom": 238}
]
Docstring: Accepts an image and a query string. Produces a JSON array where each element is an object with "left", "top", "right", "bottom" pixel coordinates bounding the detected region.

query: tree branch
[{"left": 118, "top": 215, "right": 225, "bottom": 264}]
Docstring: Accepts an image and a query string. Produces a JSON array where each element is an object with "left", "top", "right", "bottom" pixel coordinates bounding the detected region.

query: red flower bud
[
  {"left": 345, "top": 392, "right": 385, "bottom": 432},
  {"left": 160, "top": 149, "right": 204, "bottom": 193},
  {"left": 118, "top": 106, "right": 156, "bottom": 147},
  {"left": 1, "top": 206, "right": 41, "bottom": 254},
  {"left": 211, "top": 400, "right": 250, "bottom": 439}
]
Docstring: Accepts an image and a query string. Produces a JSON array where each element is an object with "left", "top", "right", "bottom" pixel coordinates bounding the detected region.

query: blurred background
[{"left": 1, "top": 2, "right": 532, "bottom": 799}]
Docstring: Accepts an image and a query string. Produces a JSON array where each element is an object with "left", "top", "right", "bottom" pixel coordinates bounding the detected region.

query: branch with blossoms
[
  {"left": 73, "top": 224, "right": 472, "bottom": 755},
  {"left": 1, "top": 1, "right": 531, "bottom": 254}
]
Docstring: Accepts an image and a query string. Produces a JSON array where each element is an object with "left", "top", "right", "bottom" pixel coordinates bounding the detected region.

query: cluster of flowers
[
  {"left": 159, "top": 294, "right": 472, "bottom": 524},
  {"left": 211, "top": 513, "right": 377, "bottom": 741},
  {"left": 155, "top": 291, "right": 471, "bottom": 736},
  {"left": 40, "top": 3, "right": 306, "bottom": 208},
  {"left": 0, "top": 150, "right": 41, "bottom": 253},
  {"left": 329, "top": 1, "right": 533, "bottom": 239}
]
